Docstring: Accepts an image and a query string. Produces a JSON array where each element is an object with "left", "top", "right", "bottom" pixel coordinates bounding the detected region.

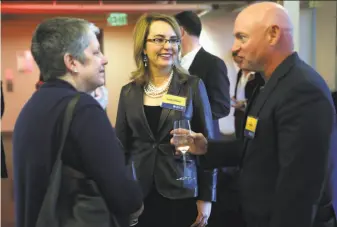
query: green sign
[
  {"left": 309, "top": 1, "right": 320, "bottom": 8},
  {"left": 107, "top": 13, "right": 128, "bottom": 26}
]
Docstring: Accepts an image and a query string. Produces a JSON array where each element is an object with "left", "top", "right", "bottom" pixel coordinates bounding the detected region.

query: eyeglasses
[{"left": 147, "top": 38, "right": 181, "bottom": 46}]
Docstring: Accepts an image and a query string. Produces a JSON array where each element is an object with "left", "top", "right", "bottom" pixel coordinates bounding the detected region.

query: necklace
[{"left": 144, "top": 71, "right": 173, "bottom": 98}]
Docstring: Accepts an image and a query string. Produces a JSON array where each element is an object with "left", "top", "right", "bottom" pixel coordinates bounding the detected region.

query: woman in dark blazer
[{"left": 116, "top": 13, "right": 217, "bottom": 227}]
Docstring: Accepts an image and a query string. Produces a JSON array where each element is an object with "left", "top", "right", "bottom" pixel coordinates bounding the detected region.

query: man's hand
[
  {"left": 191, "top": 200, "right": 212, "bottom": 227},
  {"left": 170, "top": 129, "right": 208, "bottom": 155},
  {"left": 231, "top": 97, "right": 246, "bottom": 111}
]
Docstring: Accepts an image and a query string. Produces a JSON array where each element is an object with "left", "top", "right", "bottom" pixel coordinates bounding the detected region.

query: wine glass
[{"left": 173, "top": 119, "right": 194, "bottom": 181}]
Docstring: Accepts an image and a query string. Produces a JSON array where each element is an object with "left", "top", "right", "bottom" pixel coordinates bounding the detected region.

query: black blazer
[
  {"left": 233, "top": 70, "right": 265, "bottom": 116},
  {"left": 201, "top": 53, "right": 336, "bottom": 227},
  {"left": 233, "top": 70, "right": 265, "bottom": 138},
  {"left": 189, "top": 48, "right": 230, "bottom": 138},
  {"left": 116, "top": 73, "right": 217, "bottom": 202}
]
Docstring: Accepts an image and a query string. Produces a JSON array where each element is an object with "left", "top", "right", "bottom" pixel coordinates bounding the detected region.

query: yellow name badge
[
  {"left": 161, "top": 94, "right": 187, "bottom": 112},
  {"left": 244, "top": 116, "right": 258, "bottom": 138}
]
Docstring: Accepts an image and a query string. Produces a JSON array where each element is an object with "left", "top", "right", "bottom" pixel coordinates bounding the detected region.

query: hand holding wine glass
[{"left": 170, "top": 128, "right": 208, "bottom": 156}]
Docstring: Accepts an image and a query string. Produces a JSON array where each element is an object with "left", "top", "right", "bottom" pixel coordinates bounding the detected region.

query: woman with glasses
[{"left": 115, "top": 13, "right": 217, "bottom": 227}]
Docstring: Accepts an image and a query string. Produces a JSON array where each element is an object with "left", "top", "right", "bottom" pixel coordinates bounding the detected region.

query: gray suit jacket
[{"left": 116, "top": 73, "right": 217, "bottom": 201}]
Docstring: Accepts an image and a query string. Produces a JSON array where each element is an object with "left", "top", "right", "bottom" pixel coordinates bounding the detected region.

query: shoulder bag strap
[{"left": 35, "top": 94, "right": 80, "bottom": 227}]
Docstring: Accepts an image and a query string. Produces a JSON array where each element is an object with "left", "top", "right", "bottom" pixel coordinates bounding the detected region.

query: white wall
[
  {"left": 315, "top": 1, "right": 337, "bottom": 91},
  {"left": 299, "top": 9, "right": 315, "bottom": 66}
]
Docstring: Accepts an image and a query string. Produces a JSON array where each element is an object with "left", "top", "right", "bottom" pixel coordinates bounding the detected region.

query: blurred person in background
[
  {"left": 175, "top": 11, "right": 230, "bottom": 140},
  {"left": 91, "top": 85, "right": 109, "bottom": 110},
  {"left": 13, "top": 17, "right": 143, "bottom": 227},
  {"left": 175, "top": 11, "right": 241, "bottom": 227},
  {"left": 232, "top": 53, "right": 265, "bottom": 138}
]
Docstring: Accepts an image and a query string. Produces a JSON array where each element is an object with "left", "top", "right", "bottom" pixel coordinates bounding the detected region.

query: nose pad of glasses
[{"left": 163, "top": 41, "right": 173, "bottom": 48}]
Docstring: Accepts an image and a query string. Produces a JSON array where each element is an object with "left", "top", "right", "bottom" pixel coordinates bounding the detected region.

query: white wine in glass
[{"left": 173, "top": 119, "right": 194, "bottom": 181}]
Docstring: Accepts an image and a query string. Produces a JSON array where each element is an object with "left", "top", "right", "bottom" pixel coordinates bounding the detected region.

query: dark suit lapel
[
  {"left": 234, "top": 70, "right": 243, "bottom": 98},
  {"left": 133, "top": 84, "right": 156, "bottom": 140},
  {"left": 248, "top": 54, "right": 298, "bottom": 117},
  {"left": 247, "top": 74, "right": 280, "bottom": 117},
  {"left": 239, "top": 73, "right": 282, "bottom": 166},
  {"left": 157, "top": 73, "right": 188, "bottom": 133}
]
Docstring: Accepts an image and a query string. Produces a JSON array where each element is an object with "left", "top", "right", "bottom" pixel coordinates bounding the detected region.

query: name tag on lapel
[
  {"left": 244, "top": 116, "right": 258, "bottom": 139},
  {"left": 161, "top": 94, "right": 186, "bottom": 112}
]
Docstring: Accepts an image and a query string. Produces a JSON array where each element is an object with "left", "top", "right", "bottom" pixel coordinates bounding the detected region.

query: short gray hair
[{"left": 31, "top": 17, "right": 100, "bottom": 81}]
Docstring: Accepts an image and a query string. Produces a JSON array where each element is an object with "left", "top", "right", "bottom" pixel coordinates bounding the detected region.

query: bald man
[{"left": 171, "top": 2, "right": 336, "bottom": 227}]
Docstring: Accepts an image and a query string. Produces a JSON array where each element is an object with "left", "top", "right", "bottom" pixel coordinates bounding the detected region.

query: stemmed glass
[{"left": 173, "top": 119, "right": 194, "bottom": 181}]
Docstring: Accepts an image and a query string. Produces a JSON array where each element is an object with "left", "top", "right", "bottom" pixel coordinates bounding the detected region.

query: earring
[
  {"left": 143, "top": 54, "right": 148, "bottom": 67},
  {"left": 73, "top": 68, "right": 78, "bottom": 73}
]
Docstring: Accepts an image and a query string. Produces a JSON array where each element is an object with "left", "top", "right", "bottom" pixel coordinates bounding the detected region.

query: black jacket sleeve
[
  {"left": 71, "top": 102, "right": 143, "bottom": 216},
  {"left": 200, "top": 139, "right": 243, "bottom": 169}
]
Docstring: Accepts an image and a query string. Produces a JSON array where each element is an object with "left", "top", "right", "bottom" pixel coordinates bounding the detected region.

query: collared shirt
[
  {"left": 180, "top": 45, "right": 202, "bottom": 71},
  {"left": 236, "top": 71, "right": 255, "bottom": 101}
]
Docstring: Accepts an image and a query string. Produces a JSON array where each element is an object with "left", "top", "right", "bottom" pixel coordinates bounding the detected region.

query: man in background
[
  {"left": 175, "top": 11, "right": 242, "bottom": 227},
  {"left": 175, "top": 11, "right": 230, "bottom": 140},
  {"left": 232, "top": 54, "right": 265, "bottom": 138}
]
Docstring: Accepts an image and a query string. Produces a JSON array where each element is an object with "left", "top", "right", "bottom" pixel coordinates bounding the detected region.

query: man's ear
[
  {"left": 267, "top": 25, "right": 281, "bottom": 46},
  {"left": 64, "top": 53, "right": 79, "bottom": 73}
]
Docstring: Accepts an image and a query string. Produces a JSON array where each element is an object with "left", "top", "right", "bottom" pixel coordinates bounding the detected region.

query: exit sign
[{"left": 107, "top": 13, "right": 128, "bottom": 26}]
